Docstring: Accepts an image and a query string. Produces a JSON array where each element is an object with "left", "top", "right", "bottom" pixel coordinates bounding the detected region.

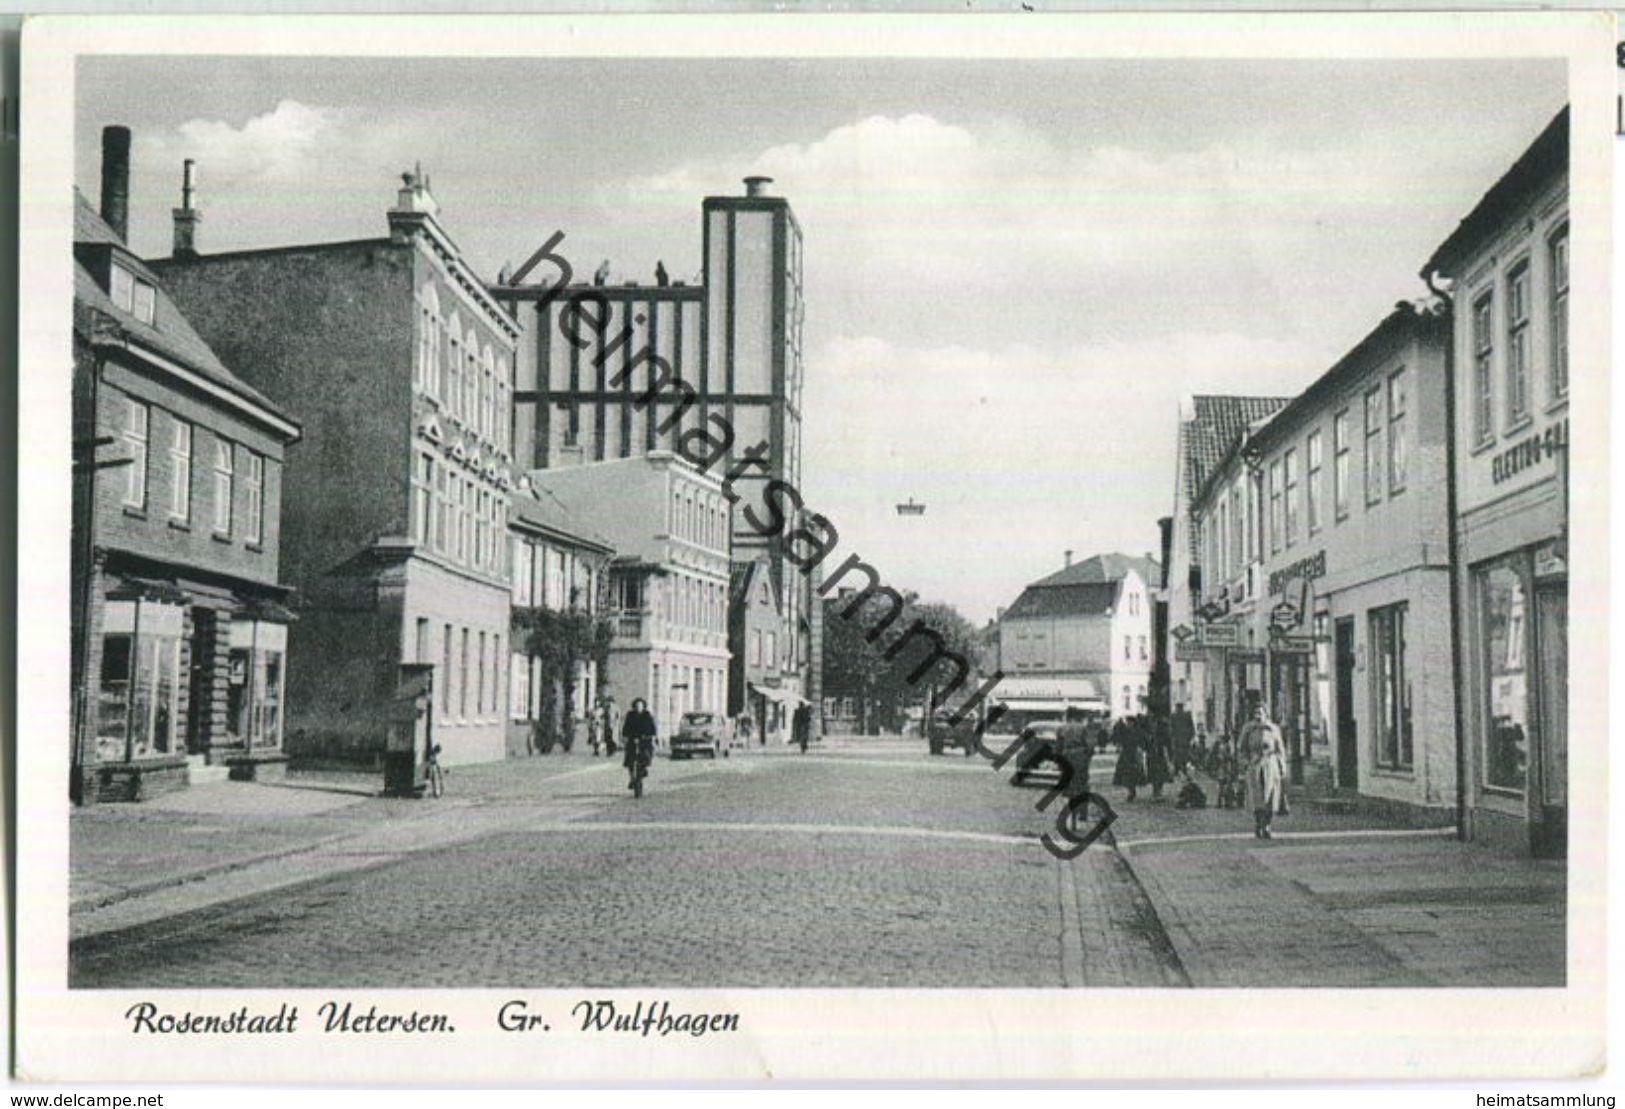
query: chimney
[
  {"left": 1064, "top": 549, "right": 1073, "bottom": 568},
  {"left": 743, "top": 175, "right": 773, "bottom": 198},
  {"left": 172, "top": 159, "right": 201, "bottom": 258},
  {"left": 99, "top": 126, "right": 131, "bottom": 244}
]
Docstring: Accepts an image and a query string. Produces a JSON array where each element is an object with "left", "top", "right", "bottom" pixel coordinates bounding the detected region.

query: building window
[
  {"left": 110, "top": 264, "right": 135, "bottom": 312},
  {"left": 1306, "top": 429, "right": 1323, "bottom": 534},
  {"left": 168, "top": 418, "right": 190, "bottom": 522},
  {"left": 1479, "top": 558, "right": 1529, "bottom": 794},
  {"left": 121, "top": 396, "right": 148, "bottom": 509},
  {"left": 750, "top": 628, "right": 762, "bottom": 667},
  {"left": 1506, "top": 262, "right": 1531, "bottom": 426},
  {"left": 212, "top": 438, "right": 233, "bottom": 535},
  {"left": 1123, "top": 635, "right": 1131, "bottom": 661},
  {"left": 1283, "top": 447, "right": 1299, "bottom": 548},
  {"left": 1138, "top": 635, "right": 1147, "bottom": 661},
  {"left": 1122, "top": 685, "right": 1132, "bottom": 713},
  {"left": 1387, "top": 369, "right": 1407, "bottom": 495},
  {"left": 482, "top": 347, "right": 496, "bottom": 442},
  {"left": 445, "top": 317, "right": 461, "bottom": 418},
  {"left": 1472, "top": 292, "right": 1494, "bottom": 444},
  {"left": 1549, "top": 227, "right": 1568, "bottom": 402},
  {"left": 441, "top": 624, "right": 454, "bottom": 724},
  {"left": 513, "top": 539, "right": 533, "bottom": 605},
  {"left": 459, "top": 628, "right": 470, "bottom": 718},
  {"left": 1370, "top": 603, "right": 1411, "bottom": 770},
  {"left": 95, "top": 601, "right": 183, "bottom": 763},
  {"left": 244, "top": 452, "right": 264, "bottom": 545},
  {"left": 1332, "top": 410, "right": 1350, "bottom": 522},
  {"left": 464, "top": 330, "right": 480, "bottom": 427},
  {"left": 477, "top": 631, "right": 487, "bottom": 716},
  {"left": 510, "top": 651, "right": 530, "bottom": 721},
  {"left": 413, "top": 454, "right": 434, "bottom": 547},
  {"left": 132, "top": 280, "right": 156, "bottom": 325},
  {"left": 1267, "top": 459, "right": 1282, "bottom": 553},
  {"left": 1363, "top": 385, "right": 1382, "bottom": 506},
  {"left": 1229, "top": 483, "right": 1243, "bottom": 574}
]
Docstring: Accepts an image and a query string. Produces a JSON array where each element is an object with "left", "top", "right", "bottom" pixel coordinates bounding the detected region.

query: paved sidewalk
[{"left": 69, "top": 749, "right": 626, "bottom": 932}]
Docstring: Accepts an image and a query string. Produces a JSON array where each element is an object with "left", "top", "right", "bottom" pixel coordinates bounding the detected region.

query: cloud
[{"left": 144, "top": 99, "right": 345, "bottom": 186}]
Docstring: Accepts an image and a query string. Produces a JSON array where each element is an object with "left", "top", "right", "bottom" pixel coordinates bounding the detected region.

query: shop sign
[
  {"left": 1174, "top": 642, "right": 1205, "bottom": 662},
  {"left": 1229, "top": 648, "right": 1266, "bottom": 664},
  {"left": 1268, "top": 550, "right": 1326, "bottom": 598},
  {"left": 1200, "top": 624, "right": 1240, "bottom": 647},
  {"left": 1490, "top": 417, "right": 1568, "bottom": 486},
  {"left": 1270, "top": 636, "right": 1316, "bottom": 655},
  {"left": 1170, "top": 623, "right": 1195, "bottom": 643}
]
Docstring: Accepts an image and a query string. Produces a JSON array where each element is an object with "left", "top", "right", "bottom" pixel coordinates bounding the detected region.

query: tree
[
  {"left": 821, "top": 589, "right": 984, "bottom": 735},
  {"left": 511, "top": 604, "right": 615, "bottom": 752}
]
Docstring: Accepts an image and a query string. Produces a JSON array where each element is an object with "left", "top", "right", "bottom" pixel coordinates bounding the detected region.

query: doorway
[{"left": 1334, "top": 617, "right": 1358, "bottom": 791}]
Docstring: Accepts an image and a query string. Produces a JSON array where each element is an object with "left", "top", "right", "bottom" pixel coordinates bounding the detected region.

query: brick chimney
[
  {"left": 171, "top": 159, "right": 201, "bottom": 258},
  {"left": 99, "top": 126, "right": 131, "bottom": 244},
  {"left": 387, "top": 164, "right": 442, "bottom": 242},
  {"left": 1064, "top": 549, "right": 1073, "bottom": 568}
]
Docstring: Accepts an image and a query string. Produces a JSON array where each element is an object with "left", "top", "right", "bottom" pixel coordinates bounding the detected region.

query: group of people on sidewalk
[{"left": 1102, "top": 701, "right": 1290, "bottom": 838}]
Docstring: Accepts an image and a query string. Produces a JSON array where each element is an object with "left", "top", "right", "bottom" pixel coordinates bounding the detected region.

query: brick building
[
  {"left": 1424, "top": 107, "right": 1569, "bottom": 856},
  {"left": 152, "top": 170, "right": 522, "bottom": 766},
  {"left": 528, "top": 453, "right": 731, "bottom": 738},
  {"left": 72, "top": 128, "right": 301, "bottom": 801}
]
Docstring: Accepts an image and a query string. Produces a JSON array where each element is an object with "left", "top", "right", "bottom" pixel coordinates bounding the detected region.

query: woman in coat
[
  {"left": 1237, "top": 702, "right": 1287, "bottom": 838},
  {"left": 1111, "top": 716, "right": 1147, "bottom": 801},
  {"left": 621, "top": 698, "right": 657, "bottom": 791}
]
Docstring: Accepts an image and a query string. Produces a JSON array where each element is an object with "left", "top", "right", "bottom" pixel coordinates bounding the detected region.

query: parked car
[
  {"left": 1009, "top": 721, "right": 1095, "bottom": 787},
  {"left": 671, "top": 712, "right": 726, "bottom": 759},
  {"left": 926, "top": 709, "right": 977, "bottom": 756}
]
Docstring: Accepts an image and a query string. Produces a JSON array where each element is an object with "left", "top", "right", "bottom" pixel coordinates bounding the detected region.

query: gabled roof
[
  {"left": 1003, "top": 581, "right": 1119, "bottom": 621},
  {"left": 1176, "top": 395, "right": 1291, "bottom": 563},
  {"left": 73, "top": 190, "right": 294, "bottom": 428},
  {"left": 1423, "top": 106, "right": 1568, "bottom": 279},
  {"left": 510, "top": 489, "right": 614, "bottom": 554},
  {"left": 1028, "top": 552, "right": 1159, "bottom": 590}
]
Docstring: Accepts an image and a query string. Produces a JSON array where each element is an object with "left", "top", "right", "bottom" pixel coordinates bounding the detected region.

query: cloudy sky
[{"left": 76, "top": 56, "right": 1566, "bottom": 623}]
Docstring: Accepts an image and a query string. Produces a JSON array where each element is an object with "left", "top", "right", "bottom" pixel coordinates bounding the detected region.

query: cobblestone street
[{"left": 69, "top": 738, "right": 1565, "bottom": 989}]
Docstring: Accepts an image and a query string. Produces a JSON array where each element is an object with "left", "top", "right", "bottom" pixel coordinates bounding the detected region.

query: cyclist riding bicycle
[{"left": 621, "top": 697, "right": 658, "bottom": 797}]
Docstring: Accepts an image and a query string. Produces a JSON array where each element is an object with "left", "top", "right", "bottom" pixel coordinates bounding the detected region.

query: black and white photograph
[{"left": 13, "top": 12, "right": 1613, "bottom": 1084}]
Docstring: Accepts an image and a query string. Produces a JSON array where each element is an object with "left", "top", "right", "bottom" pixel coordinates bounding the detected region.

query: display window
[
  {"left": 1478, "top": 557, "right": 1530, "bottom": 794},
  {"left": 95, "top": 600, "right": 184, "bottom": 763}
]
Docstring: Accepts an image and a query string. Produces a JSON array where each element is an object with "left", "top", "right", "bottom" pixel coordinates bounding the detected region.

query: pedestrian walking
[
  {"left": 1111, "top": 716, "right": 1147, "bottom": 801},
  {"left": 1238, "top": 702, "right": 1287, "bottom": 839},
  {"left": 793, "top": 703, "right": 811, "bottom": 753},
  {"left": 603, "top": 698, "right": 620, "bottom": 758},
  {"left": 621, "top": 697, "right": 657, "bottom": 792},
  {"left": 1170, "top": 704, "right": 1196, "bottom": 776},
  {"left": 1145, "top": 714, "right": 1173, "bottom": 801}
]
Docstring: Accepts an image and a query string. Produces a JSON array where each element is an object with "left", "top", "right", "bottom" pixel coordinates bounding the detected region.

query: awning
[
  {"left": 106, "top": 576, "right": 191, "bottom": 606},
  {"left": 987, "top": 676, "right": 1102, "bottom": 702},
  {"left": 993, "top": 697, "right": 1107, "bottom": 713},
  {"left": 749, "top": 683, "right": 810, "bottom": 708}
]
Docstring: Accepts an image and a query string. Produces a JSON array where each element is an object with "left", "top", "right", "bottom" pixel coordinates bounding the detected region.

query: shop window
[
  {"left": 95, "top": 601, "right": 182, "bottom": 762},
  {"left": 1370, "top": 603, "right": 1411, "bottom": 770},
  {"left": 227, "top": 620, "right": 287, "bottom": 748},
  {"left": 1549, "top": 227, "right": 1568, "bottom": 402},
  {"left": 121, "top": 397, "right": 148, "bottom": 509},
  {"left": 1479, "top": 559, "right": 1529, "bottom": 794},
  {"left": 1506, "top": 262, "right": 1531, "bottom": 426}
]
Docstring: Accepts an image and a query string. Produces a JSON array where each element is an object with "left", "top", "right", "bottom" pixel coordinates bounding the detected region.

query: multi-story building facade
[
  {"left": 1164, "top": 395, "right": 1289, "bottom": 736},
  {"left": 1237, "top": 304, "right": 1455, "bottom": 813},
  {"left": 153, "top": 170, "right": 522, "bottom": 766},
  {"left": 1424, "top": 107, "right": 1569, "bottom": 856},
  {"left": 494, "top": 176, "right": 817, "bottom": 726},
  {"left": 527, "top": 452, "right": 731, "bottom": 737},
  {"left": 998, "top": 553, "right": 1159, "bottom": 717},
  {"left": 72, "top": 128, "right": 302, "bottom": 801},
  {"left": 728, "top": 555, "right": 798, "bottom": 742},
  {"left": 506, "top": 487, "right": 615, "bottom": 756}
]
